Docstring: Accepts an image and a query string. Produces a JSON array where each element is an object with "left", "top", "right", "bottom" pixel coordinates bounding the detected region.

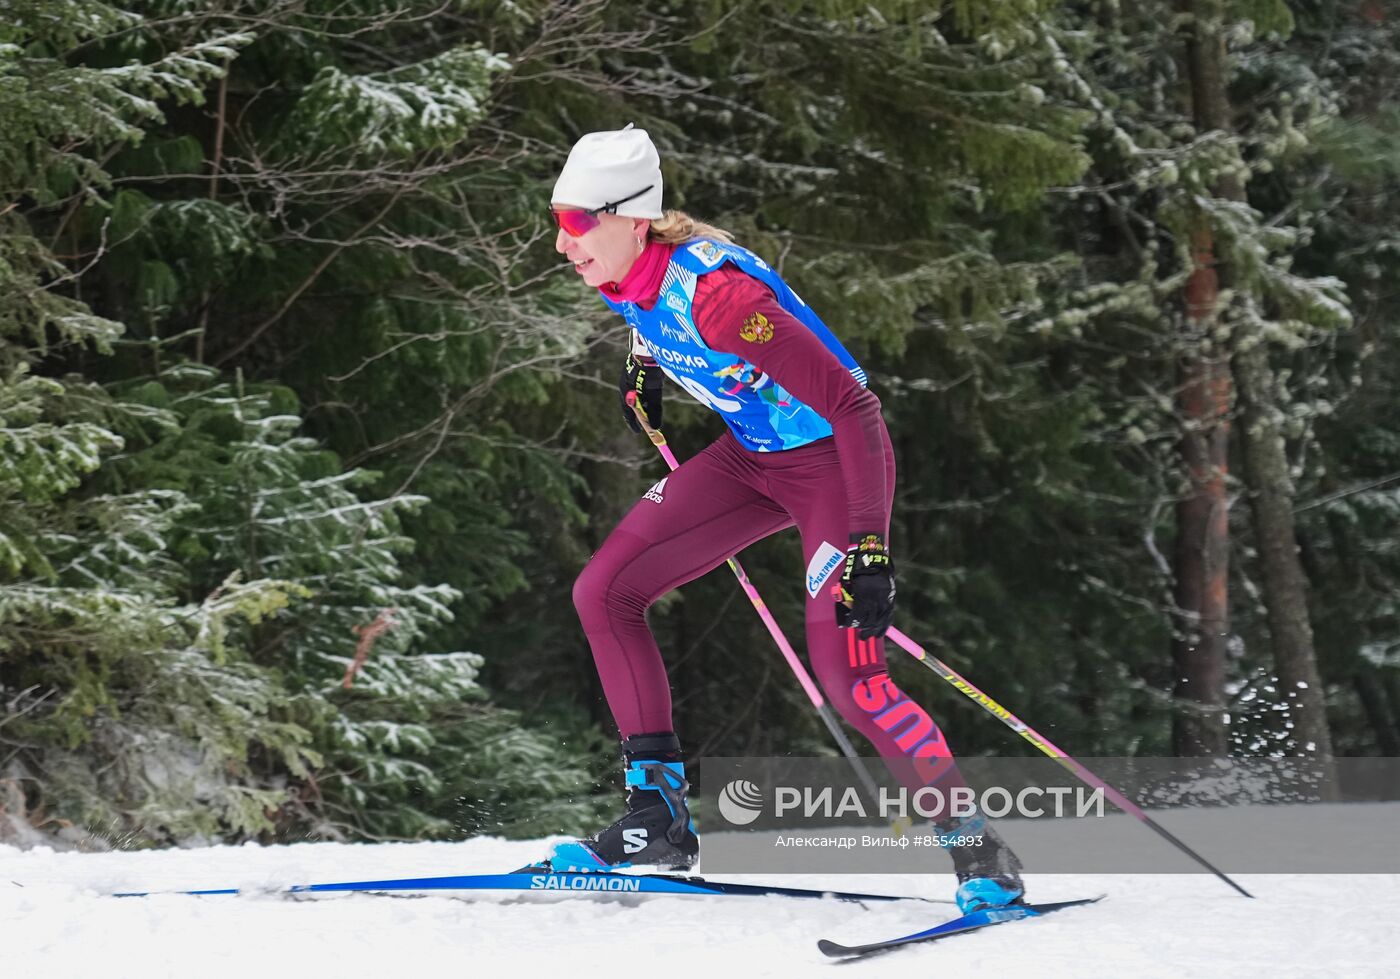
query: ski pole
[
  {"left": 881, "top": 625, "right": 1255, "bottom": 898},
  {"left": 623, "top": 394, "right": 890, "bottom": 817},
  {"left": 623, "top": 396, "right": 1248, "bottom": 895}
]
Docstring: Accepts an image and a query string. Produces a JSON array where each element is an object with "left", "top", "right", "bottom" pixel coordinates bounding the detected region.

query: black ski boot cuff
[{"left": 620, "top": 731, "right": 683, "bottom": 764}]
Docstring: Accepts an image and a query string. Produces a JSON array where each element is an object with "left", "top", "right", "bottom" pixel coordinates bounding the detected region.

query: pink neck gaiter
[{"left": 599, "top": 240, "right": 675, "bottom": 310}]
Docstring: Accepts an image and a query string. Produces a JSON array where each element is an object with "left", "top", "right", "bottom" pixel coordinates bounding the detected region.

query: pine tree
[
  {"left": 3, "top": 1, "right": 606, "bottom": 845},
  {"left": 1032, "top": 0, "right": 1353, "bottom": 757},
  {"left": 90, "top": 363, "right": 607, "bottom": 841},
  {"left": 0, "top": 0, "right": 288, "bottom": 846},
  {"left": 1262, "top": 1, "right": 1400, "bottom": 756}
]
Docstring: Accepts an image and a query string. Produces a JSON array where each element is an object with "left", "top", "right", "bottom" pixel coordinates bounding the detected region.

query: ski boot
[
  {"left": 542, "top": 732, "right": 699, "bottom": 873},
  {"left": 934, "top": 809, "right": 1026, "bottom": 913}
]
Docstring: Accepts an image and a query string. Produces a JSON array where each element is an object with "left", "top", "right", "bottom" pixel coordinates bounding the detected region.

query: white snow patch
[{"left": 1, "top": 827, "right": 1396, "bottom": 977}]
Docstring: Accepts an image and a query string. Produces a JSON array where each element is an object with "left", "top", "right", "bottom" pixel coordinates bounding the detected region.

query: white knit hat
[{"left": 551, "top": 123, "right": 664, "bottom": 219}]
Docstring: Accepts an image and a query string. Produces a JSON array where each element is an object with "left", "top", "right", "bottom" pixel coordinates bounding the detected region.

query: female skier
[{"left": 542, "top": 124, "right": 1024, "bottom": 913}]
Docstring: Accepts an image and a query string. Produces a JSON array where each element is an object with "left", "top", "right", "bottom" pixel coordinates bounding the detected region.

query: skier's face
[{"left": 553, "top": 208, "right": 650, "bottom": 289}]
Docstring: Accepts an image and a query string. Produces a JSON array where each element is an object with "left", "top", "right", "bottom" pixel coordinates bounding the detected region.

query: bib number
[{"left": 673, "top": 372, "right": 742, "bottom": 413}]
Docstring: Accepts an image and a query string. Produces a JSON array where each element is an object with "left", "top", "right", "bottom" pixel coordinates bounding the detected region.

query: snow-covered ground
[{"left": 3, "top": 831, "right": 1396, "bottom": 978}]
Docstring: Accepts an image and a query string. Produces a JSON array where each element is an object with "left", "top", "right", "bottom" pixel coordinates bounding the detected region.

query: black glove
[
  {"left": 835, "top": 532, "right": 896, "bottom": 640},
  {"left": 620, "top": 353, "right": 663, "bottom": 433}
]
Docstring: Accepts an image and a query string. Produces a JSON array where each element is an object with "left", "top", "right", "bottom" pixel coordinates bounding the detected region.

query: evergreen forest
[{"left": 3, "top": 0, "right": 1398, "bottom": 847}]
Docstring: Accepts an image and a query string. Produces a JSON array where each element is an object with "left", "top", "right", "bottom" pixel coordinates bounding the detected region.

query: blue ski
[
  {"left": 113, "top": 869, "right": 936, "bottom": 904},
  {"left": 817, "top": 894, "right": 1104, "bottom": 958}
]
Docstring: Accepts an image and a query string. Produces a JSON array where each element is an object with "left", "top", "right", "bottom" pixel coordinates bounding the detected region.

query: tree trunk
[
  {"left": 1233, "top": 343, "right": 1335, "bottom": 759},
  {"left": 1353, "top": 669, "right": 1400, "bottom": 757},
  {"left": 1170, "top": 2, "right": 1233, "bottom": 757},
  {"left": 1181, "top": 0, "right": 1335, "bottom": 762},
  {"left": 1171, "top": 303, "right": 1230, "bottom": 756},
  {"left": 1385, "top": 671, "right": 1400, "bottom": 749}
]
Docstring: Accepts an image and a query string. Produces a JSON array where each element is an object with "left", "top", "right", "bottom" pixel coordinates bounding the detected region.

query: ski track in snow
[{"left": 2, "top": 835, "right": 1396, "bottom": 978}]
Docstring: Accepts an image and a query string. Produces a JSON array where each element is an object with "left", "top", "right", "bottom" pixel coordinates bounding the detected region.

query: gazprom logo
[
  {"left": 717, "top": 779, "right": 764, "bottom": 825},
  {"left": 806, "top": 541, "right": 845, "bottom": 598}
]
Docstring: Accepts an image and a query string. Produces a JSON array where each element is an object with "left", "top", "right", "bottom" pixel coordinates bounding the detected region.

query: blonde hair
[{"left": 647, "top": 209, "right": 736, "bottom": 245}]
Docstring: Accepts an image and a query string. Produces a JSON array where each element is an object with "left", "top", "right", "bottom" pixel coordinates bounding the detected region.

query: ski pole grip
[{"left": 624, "top": 391, "right": 668, "bottom": 447}]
